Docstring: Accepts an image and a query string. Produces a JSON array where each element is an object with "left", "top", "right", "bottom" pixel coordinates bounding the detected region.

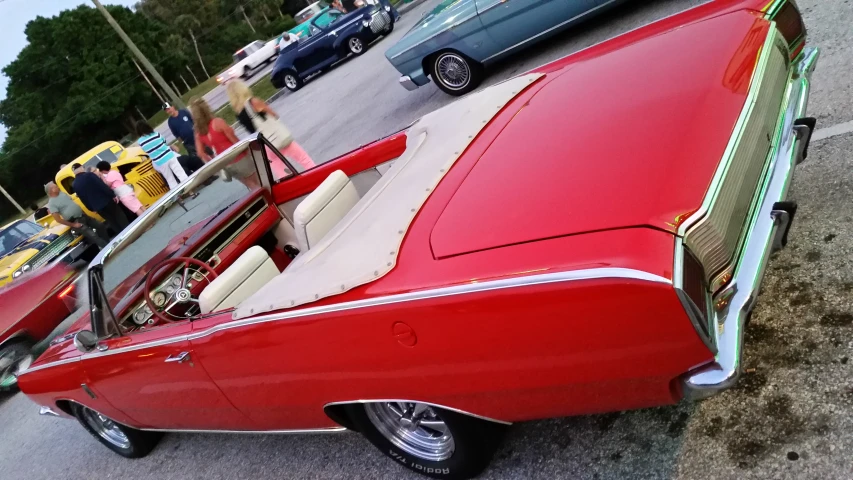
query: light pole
[
  {"left": 91, "top": 0, "right": 185, "bottom": 109},
  {"left": 0, "top": 182, "right": 25, "bottom": 215}
]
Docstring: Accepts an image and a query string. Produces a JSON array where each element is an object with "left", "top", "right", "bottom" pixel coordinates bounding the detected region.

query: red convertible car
[{"left": 19, "top": 1, "right": 816, "bottom": 478}]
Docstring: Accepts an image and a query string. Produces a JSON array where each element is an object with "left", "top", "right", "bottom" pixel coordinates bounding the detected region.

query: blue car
[
  {"left": 385, "top": 0, "right": 626, "bottom": 95},
  {"left": 271, "top": 0, "right": 399, "bottom": 91}
]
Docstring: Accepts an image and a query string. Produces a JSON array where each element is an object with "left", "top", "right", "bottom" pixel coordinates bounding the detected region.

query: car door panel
[
  {"left": 475, "top": 0, "right": 595, "bottom": 53},
  {"left": 81, "top": 323, "right": 254, "bottom": 430}
]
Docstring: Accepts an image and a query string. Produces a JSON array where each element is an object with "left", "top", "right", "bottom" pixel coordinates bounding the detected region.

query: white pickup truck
[{"left": 216, "top": 39, "right": 279, "bottom": 84}]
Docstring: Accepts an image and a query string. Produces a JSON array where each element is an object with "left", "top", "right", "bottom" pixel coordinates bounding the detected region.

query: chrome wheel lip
[
  {"left": 0, "top": 351, "right": 33, "bottom": 389},
  {"left": 284, "top": 74, "right": 298, "bottom": 89},
  {"left": 365, "top": 402, "right": 455, "bottom": 462},
  {"left": 435, "top": 53, "right": 471, "bottom": 91},
  {"left": 349, "top": 38, "right": 364, "bottom": 53},
  {"left": 81, "top": 408, "right": 131, "bottom": 450}
]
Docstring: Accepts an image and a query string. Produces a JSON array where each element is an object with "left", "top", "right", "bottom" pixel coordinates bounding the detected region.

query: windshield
[
  {"left": 0, "top": 220, "right": 42, "bottom": 257},
  {"left": 100, "top": 142, "right": 265, "bottom": 309}
]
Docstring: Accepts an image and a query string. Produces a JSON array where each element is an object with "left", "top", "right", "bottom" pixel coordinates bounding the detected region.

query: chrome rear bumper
[
  {"left": 399, "top": 75, "right": 419, "bottom": 91},
  {"left": 681, "top": 47, "right": 819, "bottom": 400}
]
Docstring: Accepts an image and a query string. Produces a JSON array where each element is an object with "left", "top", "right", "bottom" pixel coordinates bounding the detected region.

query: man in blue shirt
[
  {"left": 165, "top": 103, "right": 198, "bottom": 156},
  {"left": 70, "top": 163, "right": 130, "bottom": 234}
]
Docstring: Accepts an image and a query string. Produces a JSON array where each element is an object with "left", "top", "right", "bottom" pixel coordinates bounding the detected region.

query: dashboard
[{"left": 117, "top": 195, "right": 281, "bottom": 332}]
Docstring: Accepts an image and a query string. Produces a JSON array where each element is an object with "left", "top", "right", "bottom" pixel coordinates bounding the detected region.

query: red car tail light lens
[
  {"left": 677, "top": 249, "right": 715, "bottom": 352},
  {"left": 769, "top": 1, "right": 806, "bottom": 58}
]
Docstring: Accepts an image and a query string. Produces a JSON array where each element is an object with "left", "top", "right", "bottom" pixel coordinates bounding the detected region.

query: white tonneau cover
[{"left": 233, "top": 73, "right": 542, "bottom": 319}]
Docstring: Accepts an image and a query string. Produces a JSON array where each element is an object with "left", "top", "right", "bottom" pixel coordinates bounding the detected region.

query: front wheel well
[
  {"left": 55, "top": 399, "right": 74, "bottom": 416},
  {"left": 0, "top": 332, "right": 35, "bottom": 350}
]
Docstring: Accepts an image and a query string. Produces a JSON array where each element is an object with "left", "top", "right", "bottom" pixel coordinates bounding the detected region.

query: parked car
[
  {"left": 0, "top": 219, "right": 89, "bottom": 287},
  {"left": 216, "top": 39, "right": 279, "bottom": 84},
  {"left": 55, "top": 142, "right": 169, "bottom": 222},
  {"left": 271, "top": 0, "right": 397, "bottom": 91},
  {"left": 291, "top": 2, "right": 327, "bottom": 39},
  {"left": 19, "top": 1, "right": 816, "bottom": 478},
  {"left": 385, "top": 0, "right": 628, "bottom": 95},
  {"left": 0, "top": 261, "right": 82, "bottom": 392}
]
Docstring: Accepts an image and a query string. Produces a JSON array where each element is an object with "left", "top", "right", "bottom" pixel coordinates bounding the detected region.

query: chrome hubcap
[
  {"left": 349, "top": 38, "right": 363, "bottom": 53},
  {"left": 285, "top": 75, "right": 298, "bottom": 89},
  {"left": 0, "top": 350, "right": 32, "bottom": 389},
  {"left": 82, "top": 408, "right": 131, "bottom": 449},
  {"left": 436, "top": 54, "right": 470, "bottom": 90},
  {"left": 365, "top": 402, "right": 454, "bottom": 461}
]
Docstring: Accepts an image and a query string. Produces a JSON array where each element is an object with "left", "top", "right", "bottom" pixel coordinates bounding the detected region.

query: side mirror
[{"left": 73, "top": 330, "right": 98, "bottom": 353}]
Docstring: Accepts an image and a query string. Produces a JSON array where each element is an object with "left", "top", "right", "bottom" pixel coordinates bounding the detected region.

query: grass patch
[{"left": 251, "top": 74, "right": 278, "bottom": 102}]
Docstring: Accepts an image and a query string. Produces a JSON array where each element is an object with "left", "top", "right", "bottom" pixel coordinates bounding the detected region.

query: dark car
[{"left": 271, "top": 0, "right": 397, "bottom": 91}]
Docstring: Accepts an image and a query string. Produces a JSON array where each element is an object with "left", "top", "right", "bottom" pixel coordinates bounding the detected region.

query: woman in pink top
[
  {"left": 96, "top": 161, "right": 144, "bottom": 215},
  {"left": 190, "top": 98, "right": 263, "bottom": 189}
]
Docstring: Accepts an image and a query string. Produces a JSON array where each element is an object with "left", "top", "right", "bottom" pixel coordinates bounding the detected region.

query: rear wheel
[
  {"left": 72, "top": 403, "right": 162, "bottom": 458},
  {"left": 346, "top": 402, "right": 507, "bottom": 479},
  {"left": 430, "top": 52, "right": 484, "bottom": 96},
  {"left": 0, "top": 340, "right": 34, "bottom": 393},
  {"left": 283, "top": 70, "right": 303, "bottom": 91},
  {"left": 242, "top": 66, "right": 252, "bottom": 79}
]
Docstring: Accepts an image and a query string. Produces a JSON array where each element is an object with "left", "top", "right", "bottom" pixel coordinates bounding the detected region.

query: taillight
[
  {"left": 768, "top": 0, "right": 806, "bottom": 59},
  {"left": 677, "top": 248, "right": 715, "bottom": 351}
]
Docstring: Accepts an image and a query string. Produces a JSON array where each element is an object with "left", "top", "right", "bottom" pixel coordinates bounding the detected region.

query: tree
[
  {"left": 0, "top": 5, "right": 182, "bottom": 218},
  {"left": 174, "top": 15, "right": 211, "bottom": 77}
]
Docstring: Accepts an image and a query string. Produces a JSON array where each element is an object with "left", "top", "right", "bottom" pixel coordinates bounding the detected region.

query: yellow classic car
[
  {"left": 55, "top": 141, "right": 170, "bottom": 219},
  {"left": 0, "top": 220, "right": 88, "bottom": 287}
]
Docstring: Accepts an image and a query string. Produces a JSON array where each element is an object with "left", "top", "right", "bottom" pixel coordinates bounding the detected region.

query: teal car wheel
[{"left": 431, "top": 52, "right": 483, "bottom": 96}]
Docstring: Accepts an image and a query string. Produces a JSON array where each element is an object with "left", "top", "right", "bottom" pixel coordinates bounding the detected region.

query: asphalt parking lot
[{"left": 3, "top": 0, "right": 853, "bottom": 479}]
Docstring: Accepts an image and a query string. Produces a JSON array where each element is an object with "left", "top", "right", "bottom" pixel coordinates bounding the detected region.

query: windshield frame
[{"left": 86, "top": 135, "right": 278, "bottom": 338}]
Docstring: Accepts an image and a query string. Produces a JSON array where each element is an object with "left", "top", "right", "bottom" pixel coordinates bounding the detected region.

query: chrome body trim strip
[
  {"left": 39, "top": 406, "right": 61, "bottom": 417},
  {"left": 19, "top": 356, "right": 79, "bottom": 375},
  {"left": 20, "top": 268, "right": 669, "bottom": 373},
  {"left": 141, "top": 427, "right": 347, "bottom": 434},
  {"left": 481, "top": 0, "right": 620, "bottom": 63},
  {"left": 192, "top": 268, "right": 670, "bottom": 341},
  {"left": 388, "top": 12, "right": 478, "bottom": 60},
  {"left": 325, "top": 399, "right": 512, "bottom": 425},
  {"left": 682, "top": 46, "right": 819, "bottom": 400}
]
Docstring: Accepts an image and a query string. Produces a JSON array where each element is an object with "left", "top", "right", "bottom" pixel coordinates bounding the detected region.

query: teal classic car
[{"left": 385, "top": 0, "right": 627, "bottom": 95}]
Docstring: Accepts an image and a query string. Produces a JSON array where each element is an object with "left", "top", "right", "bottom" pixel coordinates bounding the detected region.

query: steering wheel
[{"left": 144, "top": 257, "right": 218, "bottom": 323}]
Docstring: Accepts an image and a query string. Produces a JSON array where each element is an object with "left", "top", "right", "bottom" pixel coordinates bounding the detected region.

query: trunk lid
[{"left": 430, "top": 11, "right": 770, "bottom": 258}]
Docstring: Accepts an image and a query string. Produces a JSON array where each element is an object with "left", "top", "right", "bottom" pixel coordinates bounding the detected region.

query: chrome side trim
[
  {"left": 39, "top": 406, "right": 61, "bottom": 417},
  {"left": 482, "top": 0, "right": 620, "bottom": 63},
  {"left": 18, "top": 268, "right": 668, "bottom": 374},
  {"left": 325, "top": 399, "right": 512, "bottom": 425},
  {"left": 18, "top": 356, "right": 80, "bottom": 376},
  {"left": 141, "top": 427, "right": 347, "bottom": 434},
  {"left": 388, "top": 12, "right": 479, "bottom": 60},
  {"left": 194, "top": 268, "right": 669, "bottom": 341}
]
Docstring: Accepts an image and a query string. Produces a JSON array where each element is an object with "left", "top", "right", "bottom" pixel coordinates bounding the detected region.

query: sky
[{"left": 0, "top": 0, "right": 138, "bottom": 146}]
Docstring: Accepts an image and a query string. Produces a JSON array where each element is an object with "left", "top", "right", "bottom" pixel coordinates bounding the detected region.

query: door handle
[{"left": 165, "top": 352, "right": 191, "bottom": 363}]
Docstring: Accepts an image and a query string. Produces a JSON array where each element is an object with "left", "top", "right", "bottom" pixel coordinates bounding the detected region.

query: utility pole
[
  {"left": 132, "top": 59, "right": 165, "bottom": 104},
  {"left": 0, "top": 183, "right": 25, "bottom": 215},
  {"left": 91, "top": 0, "right": 185, "bottom": 109}
]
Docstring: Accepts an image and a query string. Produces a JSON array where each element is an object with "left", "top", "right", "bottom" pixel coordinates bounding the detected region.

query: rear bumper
[{"left": 681, "top": 47, "right": 819, "bottom": 400}]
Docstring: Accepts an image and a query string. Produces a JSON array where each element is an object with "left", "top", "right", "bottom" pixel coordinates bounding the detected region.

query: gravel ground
[{"left": 3, "top": 1, "right": 853, "bottom": 479}]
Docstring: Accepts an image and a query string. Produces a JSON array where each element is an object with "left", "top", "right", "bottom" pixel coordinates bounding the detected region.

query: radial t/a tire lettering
[
  {"left": 345, "top": 402, "right": 507, "bottom": 480},
  {"left": 71, "top": 403, "right": 162, "bottom": 459}
]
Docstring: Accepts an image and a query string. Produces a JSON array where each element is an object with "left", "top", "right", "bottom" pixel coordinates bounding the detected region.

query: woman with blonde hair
[
  {"left": 226, "top": 79, "right": 315, "bottom": 176},
  {"left": 191, "top": 97, "right": 259, "bottom": 188}
]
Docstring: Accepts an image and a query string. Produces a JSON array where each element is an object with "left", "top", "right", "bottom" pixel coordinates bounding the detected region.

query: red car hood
[{"left": 431, "top": 11, "right": 769, "bottom": 259}]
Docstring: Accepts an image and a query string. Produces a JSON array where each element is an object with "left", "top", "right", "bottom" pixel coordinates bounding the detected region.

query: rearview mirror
[{"left": 73, "top": 330, "right": 98, "bottom": 353}]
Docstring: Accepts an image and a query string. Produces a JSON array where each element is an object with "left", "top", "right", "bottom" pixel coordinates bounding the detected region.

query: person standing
[
  {"left": 226, "top": 80, "right": 315, "bottom": 176},
  {"left": 70, "top": 164, "right": 130, "bottom": 235},
  {"left": 164, "top": 103, "right": 198, "bottom": 156},
  {"left": 45, "top": 182, "right": 109, "bottom": 248},
  {"left": 95, "top": 161, "right": 145, "bottom": 216},
  {"left": 191, "top": 97, "right": 262, "bottom": 188},
  {"left": 135, "top": 121, "right": 189, "bottom": 190}
]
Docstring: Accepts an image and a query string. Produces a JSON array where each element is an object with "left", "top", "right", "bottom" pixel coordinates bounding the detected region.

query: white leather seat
[
  {"left": 199, "top": 246, "right": 280, "bottom": 314},
  {"left": 293, "top": 170, "right": 360, "bottom": 252}
]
